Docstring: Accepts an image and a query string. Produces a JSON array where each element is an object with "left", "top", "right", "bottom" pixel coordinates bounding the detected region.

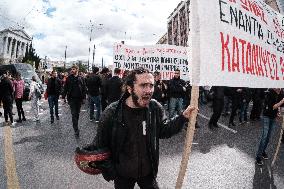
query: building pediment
[{"left": 0, "top": 28, "right": 32, "bottom": 41}]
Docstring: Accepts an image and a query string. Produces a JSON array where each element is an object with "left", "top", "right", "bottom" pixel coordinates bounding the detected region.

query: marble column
[
  {"left": 2, "top": 37, "right": 7, "bottom": 55},
  {"left": 13, "top": 39, "right": 17, "bottom": 59},
  {"left": 22, "top": 42, "right": 26, "bottom": 56},
  {"left": 16, "top": 41, "right": 20, "bottom": 58},
  {"left": 8, "top": 37, "right": 13, "bottom": 57}
]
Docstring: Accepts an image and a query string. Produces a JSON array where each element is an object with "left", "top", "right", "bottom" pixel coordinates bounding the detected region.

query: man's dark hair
[
  {"left": 92, "top": 66, "right": 99, "bottom": 74},
  {"left": 174, "top": 68, "right": 180, "bottom": 72},
  {"left": 114, "top": 68, "right": 121, "bottom": 75},
  {"left": 101, "top": 67, "right": 109, "bottom": 74},
  {"left": 125, "top": 67, "right": 151, "bottom": 88}
]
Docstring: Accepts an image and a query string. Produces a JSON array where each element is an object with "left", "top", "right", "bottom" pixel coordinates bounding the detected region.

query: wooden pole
[
  {"left": 175, "top": 85, "right": 199, "bottom": 189},
  {"left": 271, "top": 115, "right": 284, "bottom": 167}
]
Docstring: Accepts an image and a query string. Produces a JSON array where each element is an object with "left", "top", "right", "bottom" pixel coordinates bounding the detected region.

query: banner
[
  {"left": 190, "top": 0, "right": 284, "bottom": 88},
  {"left": 113, "top": 43, "right": 190, "bottom": 80}
]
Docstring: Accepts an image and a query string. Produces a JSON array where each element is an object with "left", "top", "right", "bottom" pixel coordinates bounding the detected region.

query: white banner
[
  {"left": 190, "top": 0, "right": 284, "bottom": 88},
  {"left": 113, "top": 43, "right": 190, "bottom": 80}
]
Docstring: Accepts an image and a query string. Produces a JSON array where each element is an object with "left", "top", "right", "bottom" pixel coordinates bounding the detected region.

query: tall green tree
[{"left": 22, "top": 43, "right": 41, "bottom": 70}]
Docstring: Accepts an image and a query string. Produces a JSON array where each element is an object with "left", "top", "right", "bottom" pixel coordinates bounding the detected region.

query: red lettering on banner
[
  {"left": 246, "top": 42, "right": 255, "bottom": 75},
  {"left": 232, "top": 36, "right": 240, "bottom": 72},
  {"left": 220, "top": 32, "right": 231, "bottom": 72},
  {"left": 256, "top": 46, "right": 264, "bottom": 77},
  {"left": 239, "top": 38, "right": 246, "bottom": 73},
  {"left": 270, "top": 54, "right": 278, "bottom": 80},
  {"left": 260, "top": 50, "right": 269, "bottom": 78},
  {"left": 280, "top": 57, "right": 284, "bottom": 80},
  {"left": 220, "top": 32, "right": 284, "bottom": 81},
  {"left": 252, "top": 44, "right": 259, "bottom": 76},
  {"left": 239, "top": 0, "right": 267, "bottom": 24},
  {"left": 162, "top": 71, "right": 175, "bottom": 80}
]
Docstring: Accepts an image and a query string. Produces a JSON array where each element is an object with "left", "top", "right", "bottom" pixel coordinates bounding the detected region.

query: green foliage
[
  {"left": 53, "top": 66, "right": 67, "bottom": 73},
  {"left": 76, "top": 61, "right": 88, "bottom": 72},
  {"left": 22, "top": 43, "right": 41, "bottom": 70}
]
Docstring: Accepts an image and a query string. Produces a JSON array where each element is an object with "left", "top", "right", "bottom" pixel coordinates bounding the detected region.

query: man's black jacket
[
  {"left": 105, "top": 76, "right": 122, "bottom": 104},
  {"left": 46, "top": 77, "right": 62, "bottom": 97},
  {"left": 86, "top": 73, "right": 102, "bottom": 96},
  {"left": 95, "top": 96, "right": 188, "bottom": 181},
  {"left": 62, "top": 75, "right": 86, "bottom": 101},
  {"left": 168, "top": 77, "right": 186, "bottom": 98}
]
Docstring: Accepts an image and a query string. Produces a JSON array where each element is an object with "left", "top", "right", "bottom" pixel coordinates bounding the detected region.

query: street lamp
[{"left": 87, "top": 20, "right": 103, "bottom": 71}]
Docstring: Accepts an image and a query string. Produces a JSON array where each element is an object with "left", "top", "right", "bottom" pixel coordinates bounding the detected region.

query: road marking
[
  {"left": 3, "top": 125, "right": 20, "bottom": 189},
  {"left": 198, "top": 113, "right": 237, "bottom": 134}
]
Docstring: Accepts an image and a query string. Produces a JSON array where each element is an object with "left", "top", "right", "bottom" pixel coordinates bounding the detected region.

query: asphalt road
[{"left": 0, "top": 99, "right": 283, "bottom": 189}]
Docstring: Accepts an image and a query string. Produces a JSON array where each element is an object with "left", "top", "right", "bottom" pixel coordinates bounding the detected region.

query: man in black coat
[
  {"left": 168, "top": 69, "right": 186, "bottom": 118},
  {"left": 152, "top": 71, "right": 167, "bottom": 105},
  {"left": 46, "top": 71, "right": 62, "bottom": 123},
  {"left": 95, "top": 67, "right": 196, "bottom": 189},
  {"left": 105, "top": 68, "right": 123, "bottom": 105},
  {"left": 86, "top": 66, "right": 102, "bottom": 122},
  {"left": 208, "top": 86, "right": 225, "bottom": 129},
  {"left": 0, "top": 73, "right": 14, "bottom": 124},
  {"left": 62, "top": 65, "right": 86, "bottom": 137}
]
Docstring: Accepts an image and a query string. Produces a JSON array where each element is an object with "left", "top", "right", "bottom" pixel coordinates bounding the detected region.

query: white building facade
[{"left": 0, "top": 29, "right": 32, "bottom": 65}]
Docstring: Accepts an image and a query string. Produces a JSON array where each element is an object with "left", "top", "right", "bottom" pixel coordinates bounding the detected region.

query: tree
[
  {"left": 22, "top": 43, "right": 41, "bottom": 70},
  {"left": 77, "top": 61, "right": 88, "bottom": 73}
]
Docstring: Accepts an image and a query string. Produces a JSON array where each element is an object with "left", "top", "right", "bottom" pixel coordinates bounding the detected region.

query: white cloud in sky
[{"left": 0, "top": 0, "right": 182, "bottom": 66}]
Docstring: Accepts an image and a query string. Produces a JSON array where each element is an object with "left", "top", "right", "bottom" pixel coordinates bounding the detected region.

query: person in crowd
[
  {"left": 62, "top": 65, "right": 86, "bottom": 137},
  {"left": 208, "top": 86, "right": 225, "bottom": 129},
  {"left": 29, "top": 76, "right": 41, "bottom": 122},
  {"left": 46, "top": 71, "right": 62, "bottom": 124},
  {"left": 152, "top": 71, "right": 167, "bottom": 105},
  {"left": 13, "top": 73, "right": 26, "bottom": 122},
  {"left": 95, "top": 67, "right": 196, "bottom": 189},
  {"left": 239, "top": 87, "right": 251, "bottom": 124},
  {"left": 228, "top": 87, "right": 242, "bottom": 127},
  {"left": 255, "top": 88, "right": 284, "bottom": 166},
  {"left": 105, "top": 68, "right": 123, "bottom": 105},
  {"left": 168, "top": 69, "right": 186, "bottom": 118},
  {"left": 0, "top": 73, "right": 14, "bottom": 124},
  {"left": 100, "top": 67, "right": 111, "bottom": 111},
  {"left": 86, "top": 66, "right": 102, "bottom": 122},
  {"left": 250, "top": 88, "right": 266, "bottom": 121}
]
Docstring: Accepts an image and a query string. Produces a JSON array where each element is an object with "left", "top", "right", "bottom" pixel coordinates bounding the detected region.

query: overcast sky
[{"left": 0, "top": 0, "right": 182, "bottom": 66}]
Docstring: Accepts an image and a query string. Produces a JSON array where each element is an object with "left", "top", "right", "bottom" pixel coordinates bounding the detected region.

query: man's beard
[
  {"left": 131, "top": 90, "right": 141, "bottom": 107},
  {"left": 130, "top": 89, "right": 152, "bottom": 108}
]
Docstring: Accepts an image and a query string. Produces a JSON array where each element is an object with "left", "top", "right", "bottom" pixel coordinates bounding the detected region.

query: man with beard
[
  {"left": 95, "top": 67, "right": 196, "bottom": 189},
  {"left": 62, "top": 65, "right": 86, "bottom": 137}
]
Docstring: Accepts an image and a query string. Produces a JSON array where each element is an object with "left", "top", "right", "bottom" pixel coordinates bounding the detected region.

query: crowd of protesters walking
[{"left": 1, "top": 65, "right": 284, "bottom": 167}]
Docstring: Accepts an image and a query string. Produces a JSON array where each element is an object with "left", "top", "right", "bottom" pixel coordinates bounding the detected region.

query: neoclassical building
[{"left": 0, "top": 28, "right": 32, "bottom": 65}]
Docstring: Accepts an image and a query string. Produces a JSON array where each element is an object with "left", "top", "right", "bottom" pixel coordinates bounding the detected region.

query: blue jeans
[
  {"left": 48, "top": 95, "right": 59, "bottom": 119},
  {"left": 169, "top": 97, "right": 183, "bottom": 118},
  {"left": 256, "top": 116, "right": 276, "bottom": 159},
  {"left": 89, "top": 95, "right": 101, "bottom": 120}
]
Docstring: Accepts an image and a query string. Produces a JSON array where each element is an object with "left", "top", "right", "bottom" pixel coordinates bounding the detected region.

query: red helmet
[{"left": 75, "top": 145, "right": 110, "bottom": 175}]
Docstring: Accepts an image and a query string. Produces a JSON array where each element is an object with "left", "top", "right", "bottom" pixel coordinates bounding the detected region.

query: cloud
[{"left": 0, "top": 0, "right": 182, "bottom": 65}]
